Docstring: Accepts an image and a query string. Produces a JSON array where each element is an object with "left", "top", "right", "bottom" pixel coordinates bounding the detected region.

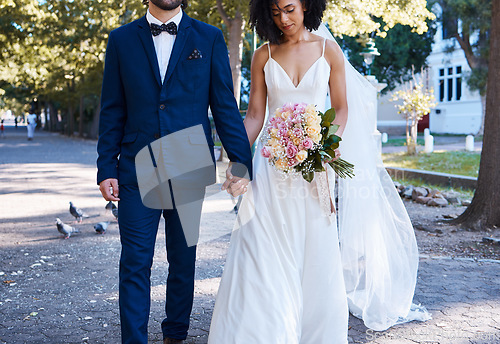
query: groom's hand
[
  {"left": 99, "top": 178, "right": 120, "bottom": 201},
  {"left": 222, "top": 163, "right": 249, "bottom": 197}
]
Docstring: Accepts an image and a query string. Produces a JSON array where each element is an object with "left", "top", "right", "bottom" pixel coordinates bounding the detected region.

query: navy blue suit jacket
[{"left": 97, "top": 13, "right": 252, "bottom": 185}]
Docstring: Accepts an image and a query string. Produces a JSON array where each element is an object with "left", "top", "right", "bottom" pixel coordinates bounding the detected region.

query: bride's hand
[
  {"left": 227, "top": 178, "right": 249, "bottom": 197},
  {"left": 222, "top": 163, "right": 249, "bottom": 197},
  {"left": 326, "top": 149, "right": 341, "bottom": 163}
]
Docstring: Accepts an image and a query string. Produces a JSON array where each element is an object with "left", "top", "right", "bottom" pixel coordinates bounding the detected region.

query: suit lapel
[
  {"left": 137, "top": 16, "right": 162, "bottom": 87},
  {"left": 163, "top": 14, "right": 192, "bottom": 85}
]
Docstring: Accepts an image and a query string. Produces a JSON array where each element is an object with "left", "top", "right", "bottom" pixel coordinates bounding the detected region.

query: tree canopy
[{"left": 0, "top": 0, "right": 436, "bottom": 136}]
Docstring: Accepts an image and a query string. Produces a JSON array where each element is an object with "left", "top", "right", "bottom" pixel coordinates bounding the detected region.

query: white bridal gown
[{"left": 208, "top": 40, "right": 349, "bottom": 344}]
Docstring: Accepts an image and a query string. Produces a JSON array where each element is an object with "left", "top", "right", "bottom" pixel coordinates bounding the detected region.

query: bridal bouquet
[{"left": 261, "top": 102, "right": 354, "bottom": 182}]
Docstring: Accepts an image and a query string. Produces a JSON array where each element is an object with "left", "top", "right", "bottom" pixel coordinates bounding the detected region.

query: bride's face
[{"left": 271, "top": 0, "right": 306, "bottom": 36}]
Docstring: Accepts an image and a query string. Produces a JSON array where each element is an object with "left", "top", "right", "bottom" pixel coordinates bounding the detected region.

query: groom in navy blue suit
[{"left": 96, "top": 0, "right": 252, "bottom": 343}]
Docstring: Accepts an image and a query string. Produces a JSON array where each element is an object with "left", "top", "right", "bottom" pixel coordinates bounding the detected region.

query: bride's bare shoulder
[
  {"left": 251, "top": 43, "right": 271, "bottom": 69},
  {"left": 324, "top": 39, "right": 344, "bottom": 67}
]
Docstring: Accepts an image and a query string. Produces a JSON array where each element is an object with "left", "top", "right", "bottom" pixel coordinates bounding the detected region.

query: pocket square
[{"left": 187, "top": 48, "right": 203, "bottom": 60}]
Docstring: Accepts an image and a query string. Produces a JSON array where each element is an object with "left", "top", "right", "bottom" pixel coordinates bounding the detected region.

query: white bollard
[
  {"left": 381, "top": 132, "right": 388, "bottom": 143},
  {"left": 465, "top": 135, "right": 474, "bottom": 151},
  {"left": 424, "top": 134, "right": 434, "bottom": 153},
  {"left": 424, "top": 128, "right": 430, "bottom": 138}
]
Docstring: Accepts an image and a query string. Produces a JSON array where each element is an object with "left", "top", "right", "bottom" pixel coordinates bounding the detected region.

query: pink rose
[
  {"left": 288, "top": 158, "right": 298, "bottom": 166},
  {"left": 286, "top": 143, "right": 299, "bottom": 159},
  {"left": 261, "top": 146, "right": 271, "bottom": 158},
  {"left": 292, "top": 127, "right": 303, "bottom": 138},
  {"left": 282, "top": 103, "right": 295, "bottom": 113},
  {"left": 278, "top": 128, "right": 288, "bottom": 138},
  {"left": 302, "top": 137, "right": 314, "bottom": 149},
  {"left": 294, "top": 103, "right": 306, "bottom": 114}
]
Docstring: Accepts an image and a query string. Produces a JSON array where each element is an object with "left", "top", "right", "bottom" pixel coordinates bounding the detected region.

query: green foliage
[
  {"left": 438, "top": 0, "right": 492, "bottom": 95},
  {"left": 325, "top": 0, "right": 436, "bottom": 37},
  {"left": 0, "top": 0, "right": 437, "bottom": 135},
  {"left": 383, "top": 150, "right": 480, "bottom": 177},
  {"left": 336, "top": 21, "right": 436, "bottom": 92},
  {"left": 0, "top": 0, "right": 145, "bottom": 133}
]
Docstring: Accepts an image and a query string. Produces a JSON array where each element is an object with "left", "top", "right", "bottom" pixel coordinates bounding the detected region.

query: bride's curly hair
[{"left": 250, "top": 0, "right": 326, "bottom": 44}]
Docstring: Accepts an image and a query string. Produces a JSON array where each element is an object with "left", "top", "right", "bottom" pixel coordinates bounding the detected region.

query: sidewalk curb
[{"left": 386, "top": 167, "right": 477, "bottom": 190}]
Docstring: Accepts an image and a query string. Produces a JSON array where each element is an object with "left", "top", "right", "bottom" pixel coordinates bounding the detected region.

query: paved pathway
[{"left": 0, "top": 125, "right": 498, "bottom": 344}]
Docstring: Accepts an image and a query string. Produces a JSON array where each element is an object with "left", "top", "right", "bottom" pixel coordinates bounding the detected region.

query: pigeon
[
  {"left": 56, "top": 218, "right": 80, "bottom": 239},
  {"left": 111, "top": 207, "right": 118, "bottom": 220},
  {"left": 94, "top": 222, "right": 110, "bottom": 234},
  {"left": 105, "top": 201, "right": 117, "bottom": 211},
  {"left": 69, "top": 201, "right": 86, "bottom": 223}
]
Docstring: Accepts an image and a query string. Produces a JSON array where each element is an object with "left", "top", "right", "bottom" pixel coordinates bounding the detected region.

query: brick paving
[{"left": 0, "top": 125, "right": 499, "bottom": 344}]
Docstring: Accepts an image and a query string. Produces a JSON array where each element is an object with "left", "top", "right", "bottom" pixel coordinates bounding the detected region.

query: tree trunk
[
  {"left": 451, "top": 0, "right": 500, "bottom": 230},
  {"left": 67, "top": 102, "right": 74, "bottom": 136},
  {"left": 477, "top": 94, "right": 486, "bottom": 136},
  {"left": 411, "top": 116, "right": 418, "bottom": 155},
  {"left": 42, "top": 101, "right": 50, "bottom": 131},
  {"left": 215, "top": 1, "right": 246, "bottom": 161},
  {"left": 48, "top": 102, "right": 58, "bottom": 132},
  {"left": 90, "top": 99, "right": 100, "bottom": 140},
  {"left": 227, "top": 12, "right": 245, "bottom": 107},
  {"left": 79, "top": 95, "right": 84, "bottom": 137},
  {"left": 215, "top": 0, "right": 245, "bottom": 107}
]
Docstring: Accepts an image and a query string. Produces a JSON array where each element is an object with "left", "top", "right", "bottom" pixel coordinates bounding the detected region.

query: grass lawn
[
  {"left": 382, "top": 151, "right": 480, "bottom": 178},
  {"left": 383, "top": 138, "right": 425, "bottom": 146}
]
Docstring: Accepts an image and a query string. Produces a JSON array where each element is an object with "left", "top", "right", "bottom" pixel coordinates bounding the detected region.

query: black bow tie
[{"left": 150, "top": 22, "right": 177, "bottom": 36}]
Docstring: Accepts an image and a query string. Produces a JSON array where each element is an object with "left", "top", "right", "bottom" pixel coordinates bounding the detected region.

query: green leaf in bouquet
[
  {"left": 323, "top": 147, "right": 337, "bottom": 158},
  {"left": 323, "top": 137, "right": 338, "bottom": 149},
  {"left": 313, "top": 154, "right": 324, "bottom": 171},
  {"left": 322, "top": 108, "right": 336, "bottom": 126},
  {"left": 327, "top": 125, "right": 340, "bottom": 137},
  {"left": 319, "top": 150, "right": 332, "bottom": 160},
  {"left": 302, "top": 170, "right": 314, "bottom": 183},
  {"left": 320, "top": 127, "right": 329, "bottom": 145},
  {"left": 328, "top": 158, "right": 355, "bottom": 179}
]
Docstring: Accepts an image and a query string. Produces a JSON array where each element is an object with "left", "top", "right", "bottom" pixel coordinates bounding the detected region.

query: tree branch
[
  {"left": 216, "top": 0, "right": 231, "bottom": 27},
  {"left": 453, "top": 31, "right": 478, "bottom": 70}
]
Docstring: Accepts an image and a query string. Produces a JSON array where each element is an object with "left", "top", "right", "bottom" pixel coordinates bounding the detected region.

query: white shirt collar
[{"left": 146, "top": 8, "right": 183, "bottom": 28}]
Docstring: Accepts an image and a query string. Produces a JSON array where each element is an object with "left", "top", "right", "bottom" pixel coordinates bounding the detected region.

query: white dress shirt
[{"left": 146, "top": 9, "right": 183, "bottom": 83}]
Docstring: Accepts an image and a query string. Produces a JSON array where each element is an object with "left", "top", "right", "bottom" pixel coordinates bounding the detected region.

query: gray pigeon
[
  {"left": 112, "top": 207, "right": 118, "bottom": 220},
  {"left": 69, "top": 201, "right": 86, "bottom": 223},
  {"left": 56, "top": 218, "right": 80, "bottom": 239},
  {"left": 94, "top": 222, "right": 109, "bottom": 234},
  {"left": 105, "top": 201, "right": 117, "bottom": 211}
]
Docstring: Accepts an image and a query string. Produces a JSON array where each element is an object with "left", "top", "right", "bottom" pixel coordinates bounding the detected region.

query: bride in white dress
[{"left": 208, "top": 0, "right": 430, "bottom": 342}]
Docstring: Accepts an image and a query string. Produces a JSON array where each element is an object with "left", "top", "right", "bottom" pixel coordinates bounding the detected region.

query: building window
[
  {"left": 438, "top": 66, "right": 462, "bottom": 102},
  {"left": 439, "top": 78, "right": 445, "bottom": 102}
]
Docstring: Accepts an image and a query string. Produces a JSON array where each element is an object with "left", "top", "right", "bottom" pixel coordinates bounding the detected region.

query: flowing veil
[{"left": 313, "top": 24, "right": 431, "bottom": 331}]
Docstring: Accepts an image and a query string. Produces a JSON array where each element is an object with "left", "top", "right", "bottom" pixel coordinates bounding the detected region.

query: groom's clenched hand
[
  {"left": 222, "top": 163, "right": 249, "bottom": 197},
  {"left": 99, "top": 178, "right": 120, "bottom": 201}
]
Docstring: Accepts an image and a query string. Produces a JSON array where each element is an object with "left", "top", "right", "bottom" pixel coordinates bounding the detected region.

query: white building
[{"left": 377, "top": 4, "right": 482, "bottom": 135}]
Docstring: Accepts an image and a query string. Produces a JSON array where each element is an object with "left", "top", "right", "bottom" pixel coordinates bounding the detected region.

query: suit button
[
  {"left": 159, "top": 104, "right": 165, "bottom": 110},
  {"left": 154, "top": 133, "right": 160, "bottom": 139}
]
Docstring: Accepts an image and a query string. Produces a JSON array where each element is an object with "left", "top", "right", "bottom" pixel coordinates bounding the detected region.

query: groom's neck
[{"left": 149, "top": 4, "right": 181, "bottom": 23}]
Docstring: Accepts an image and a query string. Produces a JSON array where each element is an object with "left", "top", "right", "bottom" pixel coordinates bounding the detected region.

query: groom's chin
[{"left": 149, "top": 0, "right": 183, "bottom": 11}]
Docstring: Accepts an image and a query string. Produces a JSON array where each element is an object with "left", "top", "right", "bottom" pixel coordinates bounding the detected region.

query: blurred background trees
[{"left": 0, "top": 0, "right": 435, "bottom": 138}]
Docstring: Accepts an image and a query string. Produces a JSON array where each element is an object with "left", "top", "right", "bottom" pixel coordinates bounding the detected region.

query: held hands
[
  {"left": 99, "top": 178, "right": 120, "bottom": 201},
  {"left": 222, "top": 163, "right": 249, "bottom": 197}
]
